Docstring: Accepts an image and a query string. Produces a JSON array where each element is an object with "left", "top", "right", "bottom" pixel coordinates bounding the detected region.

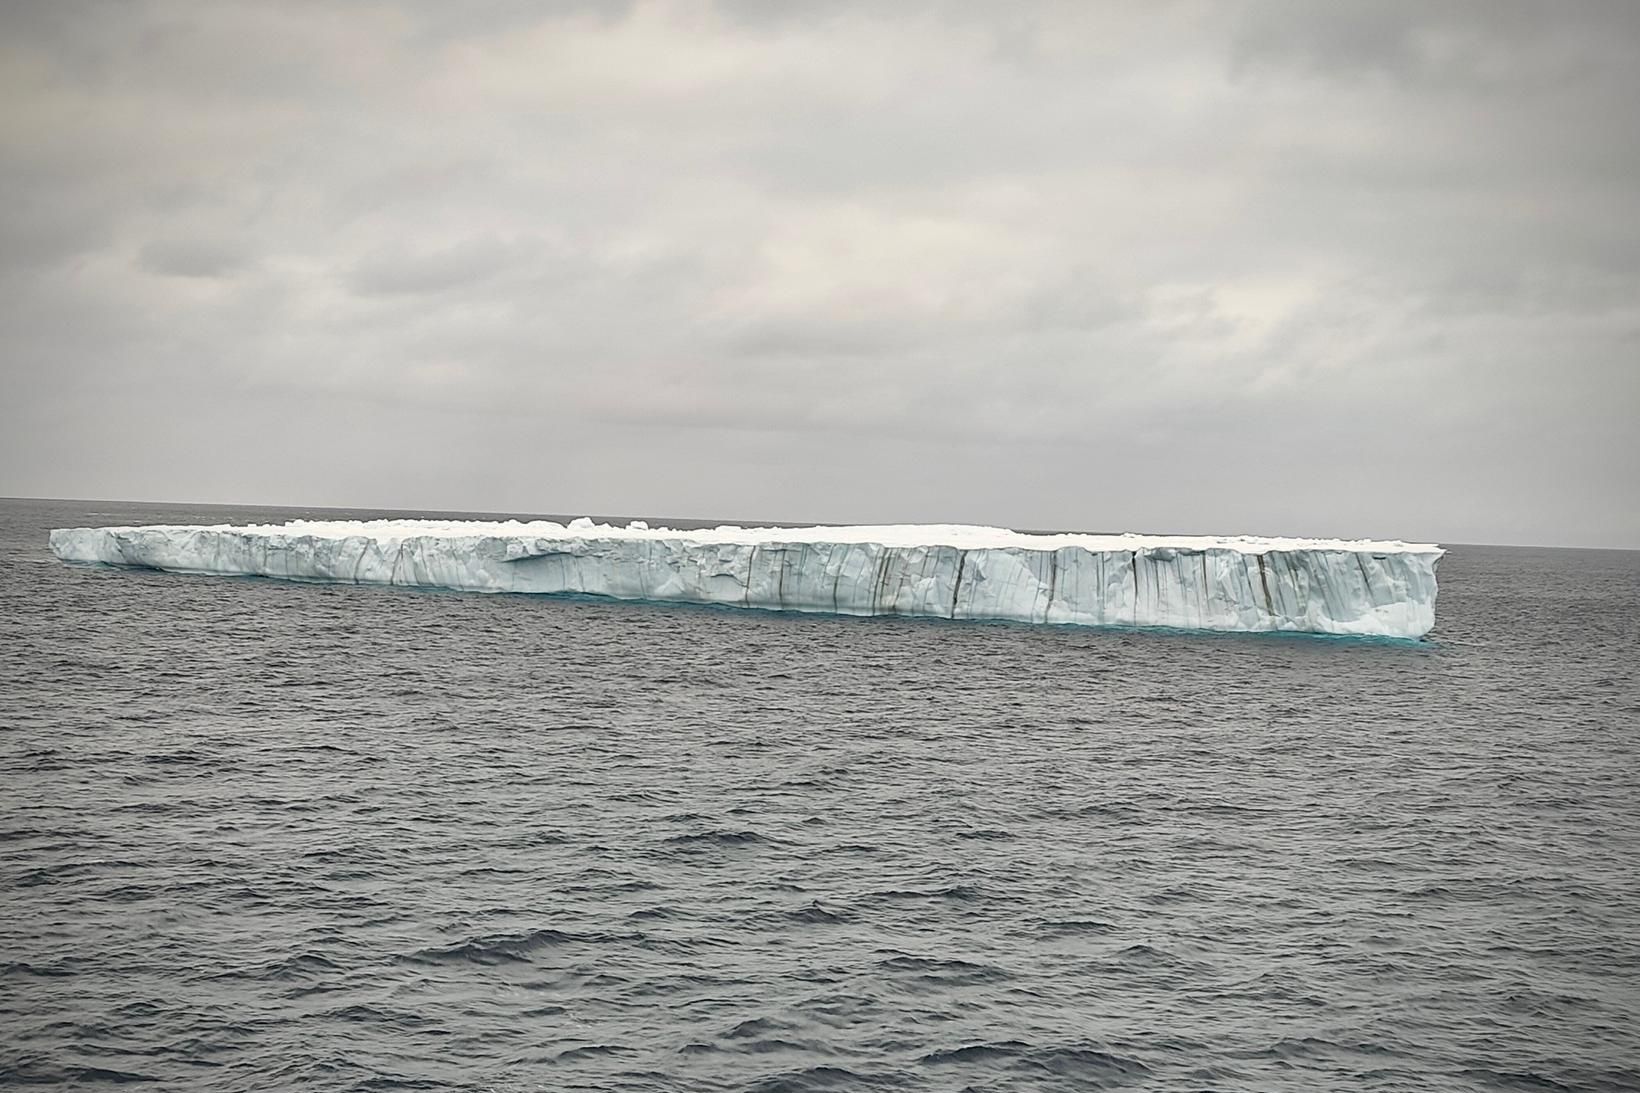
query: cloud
[
  {"left": 137, "top": 236, "right": 250, "bottom": 279},
  {"left": 0, "top": 0, "right": 1636, "bottom": 546},
  {"left": 347, "top": 236, "right": 523, "bottom": 296}
]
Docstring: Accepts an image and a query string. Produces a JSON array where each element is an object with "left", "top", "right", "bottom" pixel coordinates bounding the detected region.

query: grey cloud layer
[{"left": 2, "top": 1, "right": 1636, "bottom": 545}]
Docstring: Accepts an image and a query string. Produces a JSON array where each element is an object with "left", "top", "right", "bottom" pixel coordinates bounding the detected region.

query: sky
[{"left": 2, "top": 1, "right": 1637, "bottom": 547}]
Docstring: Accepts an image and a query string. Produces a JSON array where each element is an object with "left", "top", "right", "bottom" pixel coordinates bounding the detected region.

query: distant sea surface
[{"left": 3, "top": 497, "right": 1638, "bottom": 1093}]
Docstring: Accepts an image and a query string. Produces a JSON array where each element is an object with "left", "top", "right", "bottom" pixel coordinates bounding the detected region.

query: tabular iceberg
[{"left": 48, "top": 519, "right": 1443, "bottom": 638}]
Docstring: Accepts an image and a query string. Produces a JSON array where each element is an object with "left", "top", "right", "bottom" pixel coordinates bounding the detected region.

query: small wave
[
  {"left": 727, "top": 1016, "right": 799, "bottom": 1040},
  {"left": 818, "top": 842, "right": 881, "bottom": 855},
  {"left": 142, "top": 749, "right": 212, "bottom": 765},
  {"left": 252, "top": 951, "right": 343, "bottom": 981},
  {"left": 1231, "top": 1035, "right": 1338, "bottom": 1061},
  {"left": 401, "top": 927, "right": 636, "bottom": 966},
  {"left": 921, "top": 1040, "right": 1030, "bottom": 1065},
  {"left": 495, "top": 829, "right": 571, "bottom": 848},
  {"left": 866, "top": 884, "right": 984, "bottom": 902},
  {"left": 13, "top": 860, "right": 146, "bottom": 886},
  {"left": 1022, "top": 1044, "right": 1150, "bottom": 1082},
  {"left": 1, "top": 960, "right": 77, "bottom": 978},
  {"left": 1099, "top": 943, "right": 1197, "bottom": 972},
  {"left": 786, "top": 901, "right": 848, "bottom": 924},
  {"left": 733, "top": 1037, "right": 825, "bottom": 1055},
  {"left": 319, "top": 1003, "right": 439, "bottom": 1029},
  {"left": 1457, "top": 1067, "right": 1607, "bottom": 1092},
  {"left": 1039, "top": 918, "right": 1117, "bottom": 936},
  {"left": 354, "top": 1076, "right": 446, "bottom": 1091},
  {"left": 920, "top": 1040, "right": 1148, "bottom": 1083},
  {"left": 662, "top": 829, "right": 769, "bottom": 847},
  {"left": 875, "top": 954, "right": 1009, "bottom": 985},
  {"left": 746, "top": 1064, "right": 906, "bottom": 1092},
  {"left": 518, "top": 1003, "right": 567, "bottom": 1018},
  {"left": 67, "top": 1066, "right": 159, "bottom": 1084},
  {"left": 627, "top": 905, "right": 679, "bottom": 920},
  {"left": 555, "top": 1044, "right": 636, "bottom": 1061}
]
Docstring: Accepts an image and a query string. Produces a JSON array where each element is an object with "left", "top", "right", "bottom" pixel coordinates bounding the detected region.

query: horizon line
[{"left": 6, "top": 493, "right": 1636, "bottom": 553}]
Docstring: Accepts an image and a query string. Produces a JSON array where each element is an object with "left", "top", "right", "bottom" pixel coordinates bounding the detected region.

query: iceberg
[{"left": 48, "top": 519, "right": 1443, "bottom": 638}]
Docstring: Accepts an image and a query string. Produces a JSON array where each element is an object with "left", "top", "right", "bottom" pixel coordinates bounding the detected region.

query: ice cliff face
[{"left": 48, "top": 520, "right": 1443, "bottom": 639}]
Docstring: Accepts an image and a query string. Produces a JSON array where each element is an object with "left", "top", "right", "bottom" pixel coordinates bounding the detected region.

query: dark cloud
[
  {"left": 1231, "top": 0, "right": 1631, "bottom": 80},
  {"left": 1, "top": 1, "right": 1636, "bottom": 546},
  {"left": 137, "top": 237, "right": 250, "bottom": 279},
  {"left": 347, "top": 237, "right": 522, "bottom": 297}
]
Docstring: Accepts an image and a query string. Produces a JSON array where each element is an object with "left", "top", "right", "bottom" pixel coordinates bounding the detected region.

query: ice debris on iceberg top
[{"left": 48, "top": 518, "right": 1444, "bottom": 639}]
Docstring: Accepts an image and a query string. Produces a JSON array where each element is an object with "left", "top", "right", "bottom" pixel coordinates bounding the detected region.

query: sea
[{"left": 3, "top": 497, "right": 1637, "bottom": 1093}]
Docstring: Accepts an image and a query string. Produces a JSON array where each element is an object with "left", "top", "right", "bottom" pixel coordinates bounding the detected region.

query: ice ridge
[{"left": 47, "top": 519, "right": 1443, "bottom": 638}]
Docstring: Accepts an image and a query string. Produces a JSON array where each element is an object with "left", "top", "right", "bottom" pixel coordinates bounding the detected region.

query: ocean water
[{"left": 3, "top": 497, "right": 1637, "bottom": 1093}]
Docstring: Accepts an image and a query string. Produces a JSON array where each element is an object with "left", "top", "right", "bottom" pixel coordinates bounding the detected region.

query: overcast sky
[{"left": 2, "top": 1, "right": 1636, "bottom": 546}]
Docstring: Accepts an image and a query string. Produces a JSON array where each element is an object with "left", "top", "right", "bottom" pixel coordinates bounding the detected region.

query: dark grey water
[{"left": 3, "top": 497, "right": 1638, "bottom": 1092}]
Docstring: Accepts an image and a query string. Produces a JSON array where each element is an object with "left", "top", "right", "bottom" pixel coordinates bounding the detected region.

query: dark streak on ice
[
  {"left": 871, "top": 549, "right": 892, "bottom": 617},
  {"left": 1045, "top": 550, "right": 1059, "bottom": 622},
  {"left": 1130, "top": 550, "right": 1139, "bottom": 619},
  {"left": 1256, "top": 554, "right": 1274, "bottom": 619}
]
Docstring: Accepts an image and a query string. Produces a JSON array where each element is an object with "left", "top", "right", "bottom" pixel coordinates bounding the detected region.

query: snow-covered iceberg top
[{"left": 49, "top": 519, "right": 1443, "bottom": 639}]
